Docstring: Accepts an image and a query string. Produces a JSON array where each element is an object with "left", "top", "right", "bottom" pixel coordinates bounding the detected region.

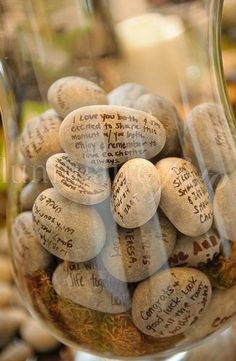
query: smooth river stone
[
  {"left": 20, "top": 180, "right": 51, "bottom": 210},
  {"left": 132, "top": 267, "right": 212, "bottom": 338},
  {"left": 156, "top": 157, "right": 213, "bottom": 237},
  {"left": 47, "top": 76, "right": 108, "bottom": 117},
  {"left": 46, "top": 153, "right": 111, "bottom": 205},
  {"left": 11, "top": 212, "right": 52, "bottom": 274},
  {"left": 184, "top": 103, "right": 236, "bottom": 173},
  {"left": 214, "top": 174, "right": 236, "bottom": 240},
  {"left": 32, "top": 188, "right": 106, "bottom": 262},
  {"left": 111, "top": 158, "right": 161, "bottom": 228},
  {"left": 133, "top": 93, "right": 181, "bottom": 157},
  {"left": 20, "top": 109, "right": 63, "bottom": 166},
  {"left": 186, "top": 284, "right": 236, "bottom": 340},
  {"left": 102, "top": 212, "right": 176, "bottom": 282},
  {"left": 168, "top": 230, "right": 221, "bottom": 268},
  {"left": 52, "top": 261, "right": 131, "bottom": 314},
  {"left": 59, "top": 105, "right": 166, "bottom": 168},
  {"left": 108, "top": 82, "right": 147, "bottom": 107}
]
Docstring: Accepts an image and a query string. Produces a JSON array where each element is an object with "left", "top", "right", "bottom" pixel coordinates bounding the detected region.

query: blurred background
[{"left": 0, "top": 0, "right": 235, "bottom": 360}]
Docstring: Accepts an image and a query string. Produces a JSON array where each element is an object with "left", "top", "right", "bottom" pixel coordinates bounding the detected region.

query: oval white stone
[
  {"left": 168, "top": 230, "right": 221, "bottom": 267},
  {"left": 52, "top": 261, "right": 131, "bottom": 314},
  {"left": 108, "top": 82, "right": 147, "bottom": 107},
  {"left": 111, "top": 158, "right": 161, "bottom": 228},
  {"left": 48, "top": 76, "right": 108, "bottom": 117},
  {"left": 20, "top": 109, "right": 62, "bottom": 166},
  {"left": 59, "top": 105, "right": 166, "bottom": 168},
  {"left": 132, "top": 267, "right": 212, "bottom": 337},
  {"left": 46, "top": 153, "right": 111, "bottom": 205},
  {"left": 102, "top": 212, "right": 176, "bottom": 282},
  {"left": 156, "top": 157, "right": 213, "bottom": 237},
  {"left": 32, "top": 188, "right": 106, "bottom": 262},
  {"left": 11, "top": 212, "right": 53, "bottom": 274},
  {"left": 184, "top": 103, "right": 236, "bottom": 173}
]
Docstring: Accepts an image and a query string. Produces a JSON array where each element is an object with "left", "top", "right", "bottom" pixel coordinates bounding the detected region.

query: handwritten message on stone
[
  {"left": 48, "top": 76, "right": 108, "bottom": 117},
  {"left": 46, "top": 153, "right": 111, "bottom": 205},
  {"left": 32, "top": 188, "right": 106, "bottom": 262},
  {"left": 11, "top": 212, "right": 52, "bottom": 274},
  {"left": 102, "top": 213, "right": 176, "bottom": 282},
  {"left": 156, "top": 157, "right": 213, "bottom": 237},
  {"left": 132, "top": 267, "right": 212, "bottom": 337},
  {"left": 59, "top": 105, "right": 166, "bottom": 168},
  {"left": 20, "top": 109, "right": 62, "bottom": 166},
  {"left": 185, "top": 102, "right": 236, "bottom": 173},
  {"left": 169, "top": 230, "right": 220, "bottom": 267},
  {"left": 111, "top": 158, "right": 161, "bottom": 228},
  {"left": 52, "top": 262, "right": 131, "bottom": 313}
]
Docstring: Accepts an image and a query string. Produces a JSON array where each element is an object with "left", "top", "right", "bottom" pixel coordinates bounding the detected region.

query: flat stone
[
  {"left": 20, "top": 180, "right": 51, "bottom": 210},
  {"left": 46, "top": 153, "right": 111, "bottom": 205},
  {"left": 133, "top": 93, "right": 181, "bottom": 157},
  {"left": 20, "top": 109, "right": 63, "bottom": 166},
  {"left": 111, "top": 158, "right": 161, "bottom": 228},
  {"left": 132, "top": 267, "right": 212, "bottom": 337},
  {"left": 184, "top": 103, "right": 236, "bottom": 173},
  {"left": 168, "top": 229, "right": 221, "bottom": 267},
  {"left": 48, "top": 76, "right": 108, "bottom": 117},
  {"left": 108, "top": 82, "right": 147, "bottom": 107},
  {"left": 12, "top": 212, "right": 53, "bottom": 275},
  {"left": 20, "top": 318, "right": 59, "bottom": 352},
  {"left": 59, "top": 105, "right": 166, "bottom": 168},
  {"left": 52, "top": 261, "right": 131, "bottom": 313},
  {"left": 102, "top": 212, "right": 176, "bottom": 282},
  {"left": 214, "top": 174, "right": 236, "bottom": 240},
  {"left": 156, "top": 157, "right": 213, "bottom": 237},
  {"left": 32, "top": 188, "right": 106, "bottom": 262}
]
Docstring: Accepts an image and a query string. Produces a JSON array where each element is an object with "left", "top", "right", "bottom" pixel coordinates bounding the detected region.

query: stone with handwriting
[
  {"left": 111, "top": 158, "right": 161, "bottom": 228},
  {"left": 156, "top": 157, "right": 213, "bottom": 237},
  {"left": 168, "top": 229, "right": 220, "bottom": 268},
  {"left": 132, "top": 267, "right": 212, "bottom": 337},
  {"left": 48, "top": 76, "right": 108, "bottom": 117},
  {"left": 59, "top": 105, "right": 166, "bottom": 168},
  {"left": 32, "top": 188, "right": 106, "bottom": 262},
  {"left": 102, "top": 212, "right": 176, "bottom": 282},
  {"left": 46, "top": 153, "right": 111, "bottom": 205},
  {"left": 184, "top": 103, "right": 236, "bottom": 173},
  {"left": 133, "top": 93, "right": 181, "bottom": 157},
  {"left": 214, "top": 174, "right": 236, "bottom": 240},
  {"left": 52, "top": 261, "right": 131, "bottom": 313},
  {"left": 20, "top": 109, "right": 62, "bottom": 167},
  {"left": 108, "top": 82, "right": 147, "bottom": 107},
  {"left": 11, "top": 212, "right": 52, "bottom": 274}
]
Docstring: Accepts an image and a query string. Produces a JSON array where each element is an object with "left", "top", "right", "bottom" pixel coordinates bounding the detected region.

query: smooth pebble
[
  {"left": 102, "top": 212, "right": 176, "bottom": 282},
  {"left": 46, "top": 153, "right": 111, "bottom": 205},
  {"left": 132, "top": 267, "right": 212, "bottom": 338},
  {"left": 48, "top": 76, "right": 108, "bottom": 117},
  {"left": 52, "top": 261, "right": 131, "bottom": 314},
  {"left": 33, "top": 188, "right": 106, "bottom": 262},
  {"left": 20, "top": 180, "right": 51, "bottom": 210},
  {"left": 156, "top": 157, "right": 213, "bottom": 237},
  {"left": 111, "top": 158, "right": 161, "bottom": 228},
  {"left": 59, "top": 105, "right": 166, "bottom": 168},
  {"left": 169, "top": 230, "right": 221, "bottom": 267},
  {"left": 108, "top": 82, "right": 147, "bottom": 107}
]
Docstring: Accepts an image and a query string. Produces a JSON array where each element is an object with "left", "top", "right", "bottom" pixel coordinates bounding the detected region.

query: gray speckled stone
[
  {"left": 111, "top": 158, "right": 161, "bottom": 228},
  {"left": 168, "top": 229, "right": 221, "bottom": 267},
  {"left": 156, "top": 157, "right": 213, "bottom": 237},
  {"left": 46, "top": 153, "right": 111, "bottom": 205},
  {"left": 108, "top": 82, "right": 147, "bottom": 107},
  {"left": 59, "top": 105, "right": 166, "bottom": 168},
  {"left": 52, "top": 261, "right": 131, "bottom": 314},
  {"left": 132, "top": 267, "right": 212, "bottom": 338},
  {"left": 102, "top": 212, "right": 176, "bottom": 282},
  {"left": 48, "top": 76, "right": 108, "bottom": 117},
  {"left": 32, "top": 188, "right": 106, "bottom": 262}
]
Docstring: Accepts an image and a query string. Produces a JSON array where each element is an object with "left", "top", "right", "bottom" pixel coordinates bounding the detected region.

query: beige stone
[
  {"left": 0, "top": 308, "right": 28, "bottom": 347},
  {"left": 20, "top": 180, "right": 51, "bottom": 210},
  {"left": 0, "top": 341, "right": 33, "bottom": 361},
  {"left": 108, "top": 82, "right": 146, "bottom": 107}
]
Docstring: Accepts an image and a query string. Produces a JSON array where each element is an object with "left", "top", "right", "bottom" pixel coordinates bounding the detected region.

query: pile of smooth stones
[{"left": 12, "top": 76, "right": 236, "bottom": 356}]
